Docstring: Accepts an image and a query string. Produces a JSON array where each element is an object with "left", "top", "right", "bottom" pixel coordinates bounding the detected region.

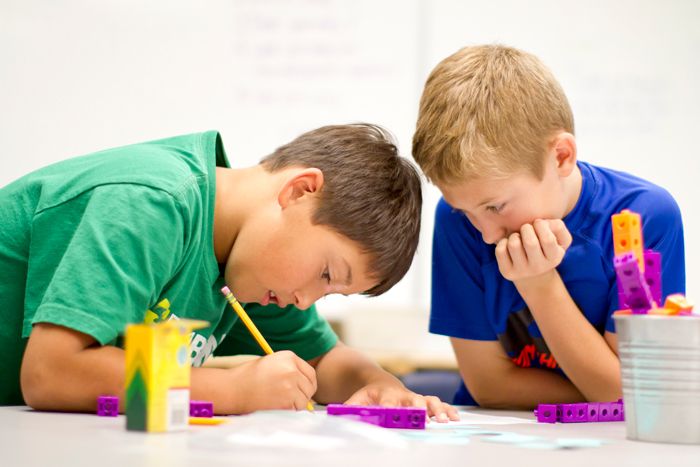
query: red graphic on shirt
[{"left": 511, "top": 344, "right": 558, "bottom": 369}]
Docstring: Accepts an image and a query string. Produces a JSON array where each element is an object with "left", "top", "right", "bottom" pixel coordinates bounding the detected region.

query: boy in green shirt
[{"left": 1, "top": 124, "right": 458, "bottom": 420}]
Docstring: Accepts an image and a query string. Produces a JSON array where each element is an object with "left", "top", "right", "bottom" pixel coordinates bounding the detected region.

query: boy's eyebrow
[{"left": 476, "top": 196, "right": 498, "bottom": 208}]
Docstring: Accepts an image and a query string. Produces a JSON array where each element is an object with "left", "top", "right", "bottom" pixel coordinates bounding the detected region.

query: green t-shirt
[{"left": 0, "top": 131, "right": 337, "bottom": 405}]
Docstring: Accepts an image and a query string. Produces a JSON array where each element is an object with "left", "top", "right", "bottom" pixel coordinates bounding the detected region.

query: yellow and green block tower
[{"left": 124, "top": 318, "right": 208, "bottom": 432}]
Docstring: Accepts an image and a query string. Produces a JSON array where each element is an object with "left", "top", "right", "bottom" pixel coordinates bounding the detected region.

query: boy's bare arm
[
  {"left": 451, "top": 337, "right": 585, "bottom": 409},
  {"left": 309, "top": 341, "right": 402, "bottom": 403},
  {"left": 21, "top": 323, "right": 317, "bottom": 414},
  {"left": 496, "top": 219, "right": 623, "bottom": 402},
  {"left": 310, "top": 341, "right": 459, "bottom": 420},
  {"left": 511, "top": 271, "right": 623, "bottom": 402}
]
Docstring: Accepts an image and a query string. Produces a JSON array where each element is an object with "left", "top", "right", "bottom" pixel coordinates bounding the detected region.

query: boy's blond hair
[{"left": 412, "top": 44, "right": 574, "bottom": 184}]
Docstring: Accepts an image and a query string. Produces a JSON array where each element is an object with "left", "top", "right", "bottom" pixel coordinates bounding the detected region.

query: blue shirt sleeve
[{"left": 430, "top": 199, "right": 497, "bottom": 340}]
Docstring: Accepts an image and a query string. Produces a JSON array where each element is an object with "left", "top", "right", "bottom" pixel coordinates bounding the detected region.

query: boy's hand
[
  {"left": 495, "top": 219, "right": 572, "bottom": 283},
  {"left": 227, "top": 350, "right": 317, "bottom": 413},
  {"left": 343, "top": 382, "right": 460, "bottom": 423}
]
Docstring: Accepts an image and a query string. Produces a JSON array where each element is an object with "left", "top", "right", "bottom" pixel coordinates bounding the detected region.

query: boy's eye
[
  {"left": 486, "top": 203, "right": 505, "bottom": 214},
  {"left": 321, "top": 268, "right": 331, "bottom": 284}
]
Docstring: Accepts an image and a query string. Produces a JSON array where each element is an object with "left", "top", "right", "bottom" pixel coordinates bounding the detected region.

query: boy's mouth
[{"left": 263, "top": 290, "right": 279, "bottom": 306}]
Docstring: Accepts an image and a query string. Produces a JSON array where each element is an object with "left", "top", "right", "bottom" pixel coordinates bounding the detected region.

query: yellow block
[
  {"left": 124, "top": 319, "right": 208, "bottom": 432},
  {"left": 611, "top": 209, "right": 645, "bottom": 272}
]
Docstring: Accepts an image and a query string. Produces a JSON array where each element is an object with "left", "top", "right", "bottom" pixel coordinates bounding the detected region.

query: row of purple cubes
[
  {"left": 534, "top": 400, "right": 624, "bottom": 423},
  {"left": 97, "top": 395, "right": 213, "bottom": 418}
]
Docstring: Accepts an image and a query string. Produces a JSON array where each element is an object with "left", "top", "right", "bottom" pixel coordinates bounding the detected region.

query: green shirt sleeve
[
  {"left": 24, "top": 184, "right": 186, "bottom": 344},
  {"left": 214, "top": 303, "right": 338, "bottom": 361}
]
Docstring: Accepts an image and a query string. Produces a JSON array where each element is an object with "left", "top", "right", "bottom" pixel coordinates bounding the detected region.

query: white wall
[{"left": 2, "top": 1, "right": 698, "bottom": 353}]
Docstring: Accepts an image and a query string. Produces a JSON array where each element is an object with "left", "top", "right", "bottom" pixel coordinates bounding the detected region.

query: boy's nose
[
  {"left": 480, "top": 225, "right": 506, "bottom": 245},
  {"left": 294, "top": 291, "right": 315, "bottom": 311}
]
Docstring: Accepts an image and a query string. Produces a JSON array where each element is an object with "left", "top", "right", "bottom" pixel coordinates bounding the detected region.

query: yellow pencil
[{"left": 220, "top": 286, "right": 314, "bottom": 412}]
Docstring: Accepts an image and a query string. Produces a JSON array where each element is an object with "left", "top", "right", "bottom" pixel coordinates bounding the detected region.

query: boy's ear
[
  {"left": 551, "top": 132, "right": 577, "bottom": 177},
  {"left": 277, "top": 168, "right": 325, "bottom": 209}
]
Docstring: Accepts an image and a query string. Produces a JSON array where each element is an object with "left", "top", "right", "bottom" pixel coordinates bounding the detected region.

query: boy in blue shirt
[
  {"left": 412, "top": 45, "right": 685, "bottom": 408},
  {"left": 1, "top": 124, "right": 457, "bottom": 420}
]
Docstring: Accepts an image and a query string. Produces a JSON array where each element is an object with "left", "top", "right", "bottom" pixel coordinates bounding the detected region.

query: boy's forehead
[
  {"left": 438, "top": 177, "right": 503, "bottom": 206},
  {"left": 438, "top": 175, "right": 532, "bottom": 209}
]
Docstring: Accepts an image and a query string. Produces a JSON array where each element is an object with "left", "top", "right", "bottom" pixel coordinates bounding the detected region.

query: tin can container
[{"left": 614, "top": 314, "right": 700, "bottom": 444}]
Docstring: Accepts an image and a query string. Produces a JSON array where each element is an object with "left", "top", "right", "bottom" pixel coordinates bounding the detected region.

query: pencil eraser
[{"left": 221, "top": 286, "right": 231, "bottom": 295}]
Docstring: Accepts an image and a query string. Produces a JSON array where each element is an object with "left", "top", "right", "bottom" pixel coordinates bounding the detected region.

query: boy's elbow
[
  {"left": 469, "top": 386, "right": 514, "bottom": 409},
  {"left": 20, "top": 359, "right": 56, "bottom": 410},
  {"left": 466, "top": 371, "right": 531, "bottom": 409}
]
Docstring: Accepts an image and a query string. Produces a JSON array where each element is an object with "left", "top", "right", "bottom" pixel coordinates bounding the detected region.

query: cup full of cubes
[{"left": 611, "top": 209, "right": 700, "bottom": 444}]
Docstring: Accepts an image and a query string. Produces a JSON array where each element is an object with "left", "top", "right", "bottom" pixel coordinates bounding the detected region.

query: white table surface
[{"left": 1, "top": 405, "right": 697, "bottom": 467}]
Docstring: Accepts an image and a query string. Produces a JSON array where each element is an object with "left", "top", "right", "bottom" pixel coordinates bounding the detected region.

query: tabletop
[{"left": 1, "top": 405, "right": 697, "bottom": 467}]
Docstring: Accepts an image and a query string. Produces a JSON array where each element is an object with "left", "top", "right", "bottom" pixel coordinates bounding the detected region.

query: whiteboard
[{"left": 1, "top": 0, "right": 698, "bottom": 321}]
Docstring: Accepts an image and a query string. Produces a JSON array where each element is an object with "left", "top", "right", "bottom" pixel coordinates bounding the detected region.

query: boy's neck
[
  {"left": 212, "top": 165, "right": 275, "bottom": 263},
  {"left": 561, "top": 163, "right": 583, "bottom": 219}
]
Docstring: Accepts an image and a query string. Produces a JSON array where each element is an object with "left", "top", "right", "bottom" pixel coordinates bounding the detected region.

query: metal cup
[{"left": 614, "top": 314, "right": 700, "bottom": 444}]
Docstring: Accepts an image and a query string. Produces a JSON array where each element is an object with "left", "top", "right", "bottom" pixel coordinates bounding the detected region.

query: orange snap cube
[{"left": 663, "top": 294, "right": 694, "bottom": 314}]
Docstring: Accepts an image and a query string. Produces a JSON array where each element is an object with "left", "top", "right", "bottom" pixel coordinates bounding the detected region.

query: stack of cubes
[
  {"left": 534, "top": 400, "right": 624, "bottom": 423},
  {"left": 326, "top": 404, "right": 426, "bottom": 429},
  {"left": 612, "top": 210, "right": 693, "bottom": 316}
]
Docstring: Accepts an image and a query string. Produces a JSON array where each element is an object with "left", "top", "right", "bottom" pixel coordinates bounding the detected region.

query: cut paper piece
[
  {"left": 424, "top": 437, "right": 471, "bottom": 445},
  {"left": 481, "top": 432, "right": 543, "bottom": 444},
  {"left": 424, "top": 424, "right": 503, "bottom": 434},
  {"left": 401, "top": 428, "right": 494, "bottom": 439},
  {"left": 479, "top": 433, "right": 608, "bottom": 450},
  {"left": 555, "top": 438, "right": 608, "bottom": 448},
  {"left": 192, "top": 410, "right": 409, "bottom": 452},
  {"left": 515, "top": 438, "right": 608, "bottom": 450},
  {"left": 226, "top": 431, "right": 346, "bottom": 450},
  {"left": 517, "top": 442, "right": 562, "bottom": 450},
  {"left": 435, "top": 411, "right": 535, "bottom": 426}
]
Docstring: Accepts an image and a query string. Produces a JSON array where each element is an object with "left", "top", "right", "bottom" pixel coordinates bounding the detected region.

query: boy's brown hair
[
  {"left": 412, "top": 44, "right": 574, "bottom": 184},
  {"left": 260, "top": 123, "right": 421, "bottom": 296}
]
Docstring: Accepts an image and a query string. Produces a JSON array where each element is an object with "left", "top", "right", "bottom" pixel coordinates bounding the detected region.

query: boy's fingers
[
  {"left": 424, "top": 396, "right": 454, "bottom": 423},
  {"left": 548, "top": 219, "right": 572, "bottom": 249},
  {"left": 296, "top": 374, "right": 316, "bottom": 401},
  {"left": 292, "top": 355, "right": 318, "bottom": 395},
  {"left": 425, "top": 398, "right": 460, "bottom": 423},
  {"left": 344, "top": 391, "right": 371, "bottom": 406},
  {"left": 533, "top": 219, "right": 560, "bottom": 260},
  {"left": 519, "top": 223, "right": 544, "bottom": 262},
  {"left": 446, "top": 404, "right": 461, "bottom": 421},
  {"left": 506, "top": 233, "right": 527, "bottom": 267},
  {"left": 495, "top": 238, "right": 512, "bottom": 274}
]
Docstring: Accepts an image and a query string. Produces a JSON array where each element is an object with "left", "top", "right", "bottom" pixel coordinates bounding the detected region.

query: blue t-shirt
[{"left": 430, "top": 161, "right": 685, "bottom": 405}]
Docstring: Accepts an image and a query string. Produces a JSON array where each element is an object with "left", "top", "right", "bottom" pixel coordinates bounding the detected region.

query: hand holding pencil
[{"left": 221, "top": 286, "right": 315, "bottom": 412}]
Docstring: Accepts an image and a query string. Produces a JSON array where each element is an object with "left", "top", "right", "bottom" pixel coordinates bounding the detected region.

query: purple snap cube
[
  {"left": 598, "top": 402, "right": 615, "bottom": 422},
  {"left": 534, "top": 404, "right": 559, "bottom": 423},
  {"left": 643, "top": 250, "right": 663, "bottom": 305},
  {"left": 190, "top": 400, "right": 214, "bottom": 418},
  {"left": 560, "top": 403, "right": 588, "bottom": 423},
  {"left": 614, "top": 252, "right": 654, "bottom": 312},
  {"left": 97, "top": 395, "right": 119, "bottom": 417},
  {"left": 610, "top": 402, "right": 625, "bottom": 421},
  {"left": 586, "top": 402, "right": 600, "bottom": 422}
]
